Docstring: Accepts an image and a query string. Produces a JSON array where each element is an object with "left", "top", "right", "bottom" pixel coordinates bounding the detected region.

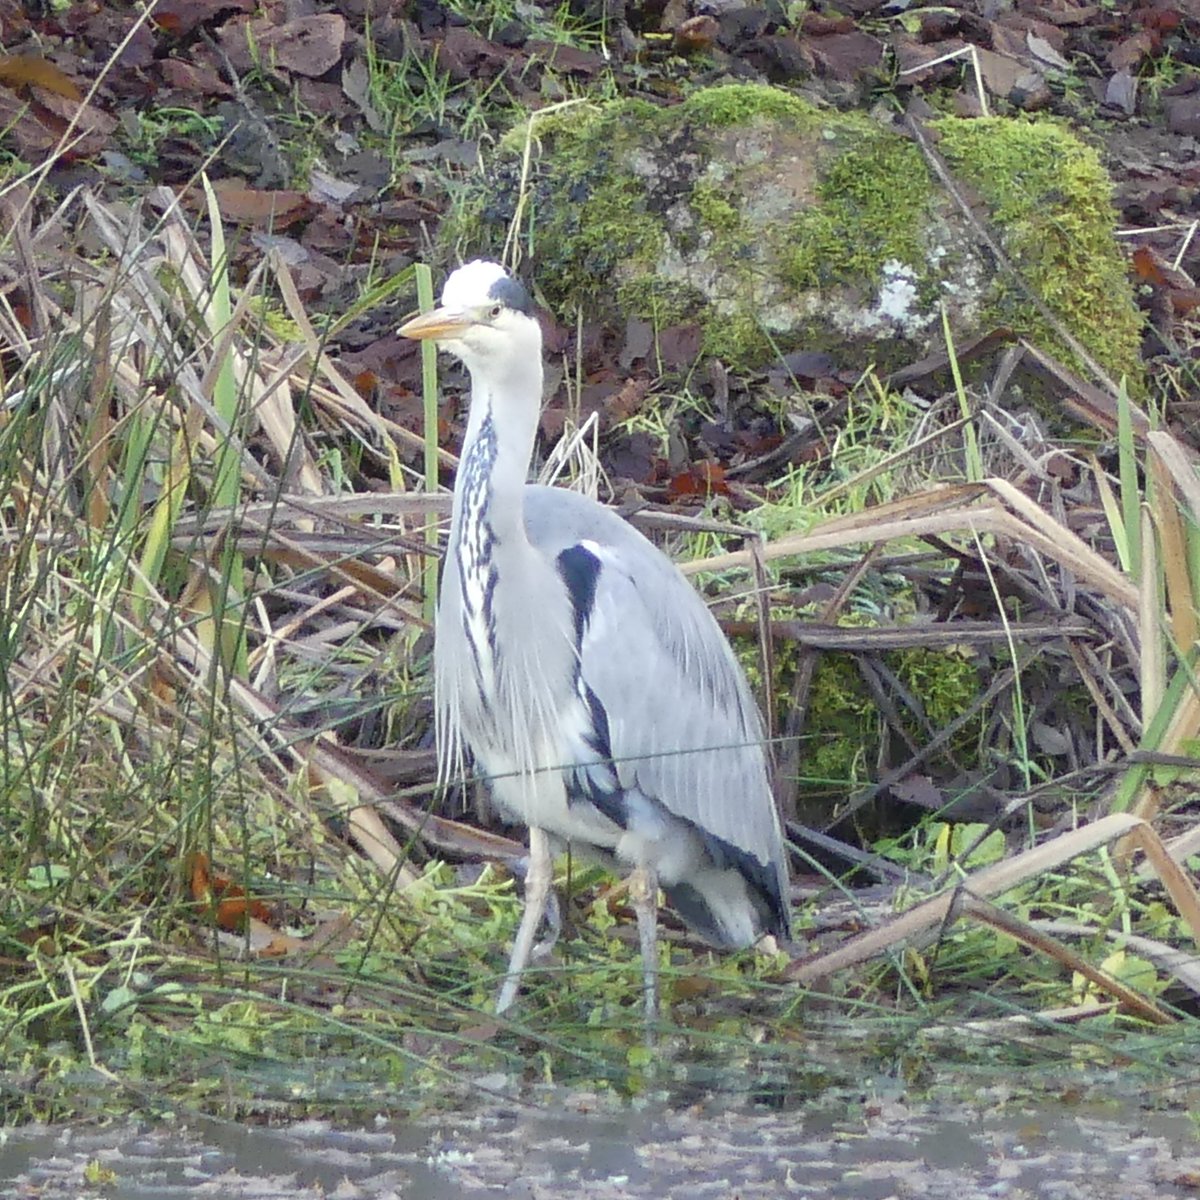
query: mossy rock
[{"left": 444, "top": 83, "right": 1142, "bottom": 388}]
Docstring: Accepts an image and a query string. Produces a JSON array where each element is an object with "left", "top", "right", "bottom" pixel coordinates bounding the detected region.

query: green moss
[
  {"left": 804, "top": 654, "right": 877, "bottom": 787},
  {"left": 746, "top": 611, "right": 984, "bottom": 815},
  {"left": 703, "top": 311, "right": 772, "bottom": 365},
  {"left": 484, "top": 101, "right": 667, "bottom": 313},
  {"left": 898, "top": 648, "right": 981, "bottom": 732},
  {"left": 784, "top": 133, "right": 931, "bottom": 290},
  {"left": 614, "top": 274, "right": 700, "bottom": 329},
  {"left": 933, "top": 116, "right": 1144, "bottom": 387},
  {"left": 692, "top": 180, "right": 742, "bottom": 236},
  {"left": 680, "top": 82, "right": 822, "bottom": 128},
  {"left": 497, "top": 99, "right": 622, "bottom": 154},
  {"left": 689, "top": 175, "right": 771, "bottom": 360}
]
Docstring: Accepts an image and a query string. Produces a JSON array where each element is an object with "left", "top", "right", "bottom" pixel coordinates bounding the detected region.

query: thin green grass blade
[
  {"left": 200, "top": 173, "right": 247, "bottom": 676},
  {"left": 1109, "top": 659, "right": 1199, "bottom": 812},
  {"left": 1092, "top": 452, "right": 1131, "bottom": 574},
  {"left": 941, "top": 304, "right": 981, "bottom": 482},
  {"left": 133, "top": 418, "right": 194, "bottom": 619},
  {"left": 1117, "top": 379, "right": 1141, "bottom": 583},
  {"left": 1188, "top": 519, "right": 1200, "bottom": 617},
  {"left": 415, "top": 263, "right": 440, "bottom": 626}
]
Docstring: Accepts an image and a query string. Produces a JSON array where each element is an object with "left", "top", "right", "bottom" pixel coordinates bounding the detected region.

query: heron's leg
[
  {"left": 506, "top": 852, "right": 562, "bottom": 960},
  {"left": 496, "top": 826, "right": 554, "bottom": 1015},
  {"left": 628, "top": 863, "right": 660, "bottom": 1025}
]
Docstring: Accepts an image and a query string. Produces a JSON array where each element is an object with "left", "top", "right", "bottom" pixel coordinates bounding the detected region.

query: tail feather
[{"left": 665, "top": 866, "right": 787, "bottom": 949}]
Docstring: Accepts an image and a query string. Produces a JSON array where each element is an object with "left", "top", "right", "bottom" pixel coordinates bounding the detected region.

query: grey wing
[{"left": 524, "top": 486, "right": 790, "bottom": 929}]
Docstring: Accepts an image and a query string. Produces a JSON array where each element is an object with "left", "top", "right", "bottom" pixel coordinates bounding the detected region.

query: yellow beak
[{"left": 398, "top": 307, "right": 474, "bottom": 340}]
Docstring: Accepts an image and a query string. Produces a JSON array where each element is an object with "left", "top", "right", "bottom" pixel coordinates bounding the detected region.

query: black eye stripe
[{"left": 486, "top": 274, "right": 534, "bottom": 316}]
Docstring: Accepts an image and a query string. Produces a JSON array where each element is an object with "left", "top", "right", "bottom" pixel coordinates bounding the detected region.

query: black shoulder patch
[
  {"left": 556, "top": 542, "right": 601, "bottom": 649},
  {"left": 488, "top": 273, "right": 534, "bottom": 316}
]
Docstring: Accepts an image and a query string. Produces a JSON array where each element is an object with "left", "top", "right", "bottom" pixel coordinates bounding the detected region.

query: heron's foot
[
  {"left": 495, "top": 885, "right": 559, "bottom": 1013},
  {"left": 532, "top": 889, "right": 561, "bottom": 962},
  {"left": 495, "top": 971, "right": 520, "bottom": 1015}
]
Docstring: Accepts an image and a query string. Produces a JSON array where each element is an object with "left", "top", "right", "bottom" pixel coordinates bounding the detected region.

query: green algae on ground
[{"left": 445, "top": 84, "right": 1141, "bottom": 387}]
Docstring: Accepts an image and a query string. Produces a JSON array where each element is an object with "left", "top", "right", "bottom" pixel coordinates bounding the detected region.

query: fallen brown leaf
[
  {"left": 606, "top": 376, "right": 652, "bottom": 424},
  {"left": 187, "top": 850, "right": 275, "bottom": 931},
  {"left": 1108, "top": 28, "right": 1155, "bottom": 71},
  {"left": 159, "top": 57, "right": 234, "bottom": 97},
  {"left": 151, "top": 0, "right": 253, "bottom": 39},
  {"left": 206, "top": 182, "right": 312, "bottom": 227},
  {"left": 0, "top": 54, "right": 80, "bottom": 100},
  {"left": 673, "top": 16, "right": 719, "bottom": 55},
  {"left": 257, "top": 14, "right": 347, "bottom": 77}
]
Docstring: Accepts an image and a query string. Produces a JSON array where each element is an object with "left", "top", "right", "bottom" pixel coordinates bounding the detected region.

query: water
[{"left": 3, "top": 1082, "right": 1198, "bottom": 1198}]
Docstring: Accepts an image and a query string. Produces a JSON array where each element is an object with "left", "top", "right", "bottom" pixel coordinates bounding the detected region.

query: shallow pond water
[{"left": 3, "top": 1079, "right": 1199, "bottom": 1199}]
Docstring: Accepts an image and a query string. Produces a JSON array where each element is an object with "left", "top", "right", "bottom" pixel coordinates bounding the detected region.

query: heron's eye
[{"left": 487, "top": 303, "right": 503, "bottom": 320}]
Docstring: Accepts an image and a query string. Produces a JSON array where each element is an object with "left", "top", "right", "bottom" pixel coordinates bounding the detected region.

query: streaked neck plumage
[{"left": 451, "top": 337, "right": 543, "bottom": 546}]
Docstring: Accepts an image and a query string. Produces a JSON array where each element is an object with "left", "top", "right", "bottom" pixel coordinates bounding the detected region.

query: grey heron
[{"left": 399, "top": 260, "right": 791, "bottom": 1020}]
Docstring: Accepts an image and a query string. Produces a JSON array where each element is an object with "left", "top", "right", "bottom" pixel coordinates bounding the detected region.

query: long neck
[{"left": 451, "top": 355, "right": 542, "bottom": 544}]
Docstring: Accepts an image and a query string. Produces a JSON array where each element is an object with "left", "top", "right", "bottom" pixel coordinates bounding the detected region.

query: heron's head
[{"left": 398, "top": 260, "right": 540, "bottom": 380}]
